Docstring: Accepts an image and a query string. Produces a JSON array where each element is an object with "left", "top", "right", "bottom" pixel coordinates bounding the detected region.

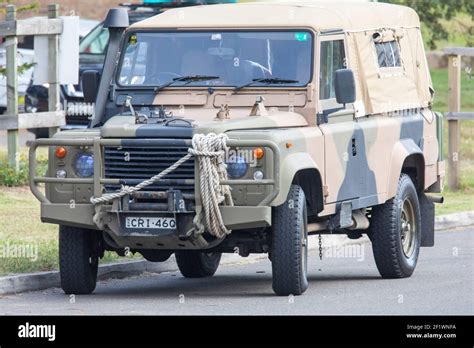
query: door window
[{"left": 319, "top": 39, "right": 346, "bottom": 100}]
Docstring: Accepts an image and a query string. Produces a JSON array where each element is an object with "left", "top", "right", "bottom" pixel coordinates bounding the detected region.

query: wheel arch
[
  {"left": 386, "top": 139, "right": 425, "bottom": 199},
  {"left": 292, "top": 168, "right": 324, "bottom": 216},
  {"left": 271, "top": 152, "right": 324, "bottom": 215}
]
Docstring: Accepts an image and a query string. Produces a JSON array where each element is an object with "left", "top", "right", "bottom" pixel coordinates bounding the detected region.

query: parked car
[
  {"left": 0, "top": 48, "right": 34, "bottom": 114},
  {"left": 25, "top": 1, "right": 234, "bottom": 138},
  {"left": 0, "top": 18, "right": 99, "bottom": 117},
  {"left": 29, "top": 2, "right": 444, "bottom": 296}
]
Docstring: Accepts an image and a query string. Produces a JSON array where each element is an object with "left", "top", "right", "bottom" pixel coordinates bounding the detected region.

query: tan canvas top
[
  {"left": 131, "top": 2, "right": 420, "bottom": 31},
  {"left": 130, "top": 2, "right": 432, "bottom": 116}
]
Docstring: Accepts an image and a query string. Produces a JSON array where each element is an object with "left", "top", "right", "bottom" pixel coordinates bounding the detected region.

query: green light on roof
[{"left": 295, "top": 32, "right": 309, "bottom": 42}]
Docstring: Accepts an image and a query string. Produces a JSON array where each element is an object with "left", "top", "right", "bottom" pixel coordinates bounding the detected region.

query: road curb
[
  {"left": 0, "top": 259, "right": 174, "bottom": 296},
  {"left": 0, "top": 253, "right": 269, "bottom": 296},
  {"left": 434, "top": 211, "right": 474, "bottom": 231},
  {"left": 1, "top": 211, "right": 472, "bottom": 296}
]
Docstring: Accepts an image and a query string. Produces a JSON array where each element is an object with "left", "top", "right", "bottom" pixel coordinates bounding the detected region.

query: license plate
[{"left": 125, "top": 216, "right": 176, "bottom": 230}]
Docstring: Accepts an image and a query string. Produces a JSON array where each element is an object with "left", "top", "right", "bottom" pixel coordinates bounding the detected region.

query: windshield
[{"left": 117, "top": 30, "right": 313, "bottom": 87}]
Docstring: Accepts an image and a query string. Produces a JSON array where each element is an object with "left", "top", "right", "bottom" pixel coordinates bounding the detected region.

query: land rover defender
[{"left": 29, "top": 2, "right": 445, "bottom": 296}]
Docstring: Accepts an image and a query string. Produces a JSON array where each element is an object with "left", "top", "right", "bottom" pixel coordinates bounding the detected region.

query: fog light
[
  {"left": 253, "top": 170, "right": 264, "bottom": 180},
  {"left": 56, "top": 169, "right": 67, "bottom": 178}
]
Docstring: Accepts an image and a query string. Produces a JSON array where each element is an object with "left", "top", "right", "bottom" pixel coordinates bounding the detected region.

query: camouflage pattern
[{"left": 29, "top": 2, "right": 444, "bottom": 251}]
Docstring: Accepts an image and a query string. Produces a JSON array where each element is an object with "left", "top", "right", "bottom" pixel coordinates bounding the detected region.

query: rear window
[{"left": 375, "top": 41, "right": 401, "bottom": 68}]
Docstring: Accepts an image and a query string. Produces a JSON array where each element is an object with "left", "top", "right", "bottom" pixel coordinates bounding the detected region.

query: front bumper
[
  {"left": 40, "top": 203, "right": 271, "bottom": 232},
  {"left": 29, "top": 137, "right": 279, "bottom": 246}
]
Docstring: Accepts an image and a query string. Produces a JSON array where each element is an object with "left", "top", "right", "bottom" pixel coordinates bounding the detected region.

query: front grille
[{"left": 103, "top": 145, "right": 194, "bottom": 194}]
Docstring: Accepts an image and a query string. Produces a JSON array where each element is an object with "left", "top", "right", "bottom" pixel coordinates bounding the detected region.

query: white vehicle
[
  {"left": 0, "top": 48, "right": 35, "bottom": 113},
  {"left": 0, "top": 18, "right": 99, "bottom": 114}
]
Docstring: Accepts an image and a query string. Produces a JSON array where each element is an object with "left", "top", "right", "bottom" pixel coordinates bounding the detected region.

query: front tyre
[
  {"left": 370, "top": 174, "right": 421, "bottom": 278},
  {"left": 59, "top": 225, "right": 100, "bottom": 294},
  {"left": 271, "top": 184, "right": 308, "bottom": 296},
  {"left": 175, "top": 251, "right": 221, "bottom": 278}
]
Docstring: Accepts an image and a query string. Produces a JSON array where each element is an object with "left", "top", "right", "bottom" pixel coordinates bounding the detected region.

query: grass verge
[
  {"left": 431, "top": 68, "right": 474, "bottom": 212},
  {"left": 0, "top": 187, "right": 140, "bottom": 276}
]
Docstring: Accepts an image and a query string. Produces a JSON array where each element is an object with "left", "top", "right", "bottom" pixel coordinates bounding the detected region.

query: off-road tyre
[
  {"left": 271, "top": 184, "right": 308, "bottom": 296},
  {"left": 175, "top": 251, "right": 221, "bottom": 278},
  {"left": 59, "top": 225, "right": 100, "bottom": 294},
  {"left": 370, "top": 174, "right": 421, "bottom": 278}
]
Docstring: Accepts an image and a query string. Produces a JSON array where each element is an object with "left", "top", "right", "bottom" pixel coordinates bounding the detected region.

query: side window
[
  {"left": 375, "top": 40, "right": 401, "bottom": 68},
  {"left": 79, "top": 25, "right": 110, "bottom": 55},
  {"left": 319, "top": 40, "right": 346, "bottom": 100}
]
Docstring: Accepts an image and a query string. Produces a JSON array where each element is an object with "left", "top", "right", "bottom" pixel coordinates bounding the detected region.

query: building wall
[{"left": 4, "top": 0, "right": 125, "bottom": 21}]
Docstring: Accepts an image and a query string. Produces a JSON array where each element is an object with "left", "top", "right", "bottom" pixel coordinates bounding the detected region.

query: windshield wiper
[
  {"left": 154, "top": 75, "right": 220, "bottom": 93},
  {"left": 233, "top": 77, "right": 299, "bottom": 93}
]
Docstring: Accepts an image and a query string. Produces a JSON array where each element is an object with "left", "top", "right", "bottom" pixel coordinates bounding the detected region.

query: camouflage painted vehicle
[{"left": 29, "top": 2, "right": 445, "bottom": 296}]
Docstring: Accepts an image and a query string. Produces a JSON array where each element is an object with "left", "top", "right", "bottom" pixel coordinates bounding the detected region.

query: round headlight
[
  {"left": 226, "top": 155, "right": 248, "bottom": 179},
  {"left": 74, "top": 153, "right": 94, "bottom": 177}
]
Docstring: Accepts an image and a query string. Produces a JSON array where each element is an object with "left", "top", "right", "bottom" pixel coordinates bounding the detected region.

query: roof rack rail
[
  {"left": 119, "top": 1, "right": 236, "bottom": 11},
  {"left": 119, "top": 1, "right": 204, "bottom": 11}
]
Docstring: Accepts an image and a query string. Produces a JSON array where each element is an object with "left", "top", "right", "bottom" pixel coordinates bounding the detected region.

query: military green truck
[{"left": 29, "top": 2, "right": 445, "bottom": 296}]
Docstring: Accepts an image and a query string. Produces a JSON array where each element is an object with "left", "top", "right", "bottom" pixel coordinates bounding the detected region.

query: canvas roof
[
  {"left": 131, "top": 2, "right": 421, "bottom": 32},
  {"left": 129, "top": 2, "right": 432, "bottom": 116}
]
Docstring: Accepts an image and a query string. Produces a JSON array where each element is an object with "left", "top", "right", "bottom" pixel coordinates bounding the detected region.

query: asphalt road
[{"left": 1, "top": 228, "right": 472, "bottom": 315}]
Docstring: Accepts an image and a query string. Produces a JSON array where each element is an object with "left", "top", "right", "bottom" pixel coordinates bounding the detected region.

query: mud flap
[{"left": 419, "top": 192, "right": 435, "bottom": 247}]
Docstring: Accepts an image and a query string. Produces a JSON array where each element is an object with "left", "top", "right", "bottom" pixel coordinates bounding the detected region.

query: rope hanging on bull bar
[{"left": 90, "top": 133, "right": 233, "bottom": 239}]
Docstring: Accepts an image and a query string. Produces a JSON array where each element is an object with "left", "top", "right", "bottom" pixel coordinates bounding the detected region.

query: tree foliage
[
  {"left": 0, "top": 1, "right": 39, "bottom": 77},
  {"left": 381, "top": 0, "right": 474, "bottom": 49},
  {"left": 0, "top": 0, "right": 39, "bottom": 14}
]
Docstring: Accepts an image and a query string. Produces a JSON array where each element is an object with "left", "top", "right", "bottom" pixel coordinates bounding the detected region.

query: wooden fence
[
  {"left": 0, "top": 4, "right": 65, "bottom": 170},
  {"left": 444, "top": 47, "right": 474, "bottom": 191}
]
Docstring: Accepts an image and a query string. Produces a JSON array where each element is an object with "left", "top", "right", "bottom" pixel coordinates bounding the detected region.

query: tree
[
  {"left": 0, "top": 1, "right": 39, "bottom": 76},
  {"left": 381, "top": 0, "right": 474, "bottom": 49},
  {"left": 0, "top": 0, "right": 39, "bottom": 14}
]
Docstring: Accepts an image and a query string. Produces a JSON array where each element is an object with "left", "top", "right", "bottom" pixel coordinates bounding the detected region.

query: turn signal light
[
  {"left": 55, "top": 146, "right": 67, "bottom": 159},
  {"left": 253, "top": 147, "right": 265, "bottom": 160}
]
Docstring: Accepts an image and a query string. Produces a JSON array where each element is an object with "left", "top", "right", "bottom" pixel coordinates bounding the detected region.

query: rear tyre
[
  {"left": 140, "top": 250, "right": 173, "bottom": 262},
  {"left": 175, "top": 251, "right": 221, "bottom": 278},
  {"left": 370, "top": 174, "right": 421, "bottom": 278},
  {"left": 271, "top": 184, "right": 308, "bottom": 296},
  {"left": 59, "top": 225, "right": 100, "bottom": 294}
]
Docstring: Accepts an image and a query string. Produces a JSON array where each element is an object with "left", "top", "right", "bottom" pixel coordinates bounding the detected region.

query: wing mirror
[
  {"left": 334, "top": 69, "right": 356, "bottom": 107},
  {"left": 82, "top": 70, "right": 101, "bottom": 104}
]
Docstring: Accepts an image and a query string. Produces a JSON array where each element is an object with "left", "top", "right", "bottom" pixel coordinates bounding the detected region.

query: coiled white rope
[{"left": 90, "top": 133, "right": 233, "bottom": 239}]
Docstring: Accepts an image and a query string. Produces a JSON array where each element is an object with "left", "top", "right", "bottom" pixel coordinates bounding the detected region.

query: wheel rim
[{"left": 400, "top": 198, "right": 417, "bottom": 258}]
